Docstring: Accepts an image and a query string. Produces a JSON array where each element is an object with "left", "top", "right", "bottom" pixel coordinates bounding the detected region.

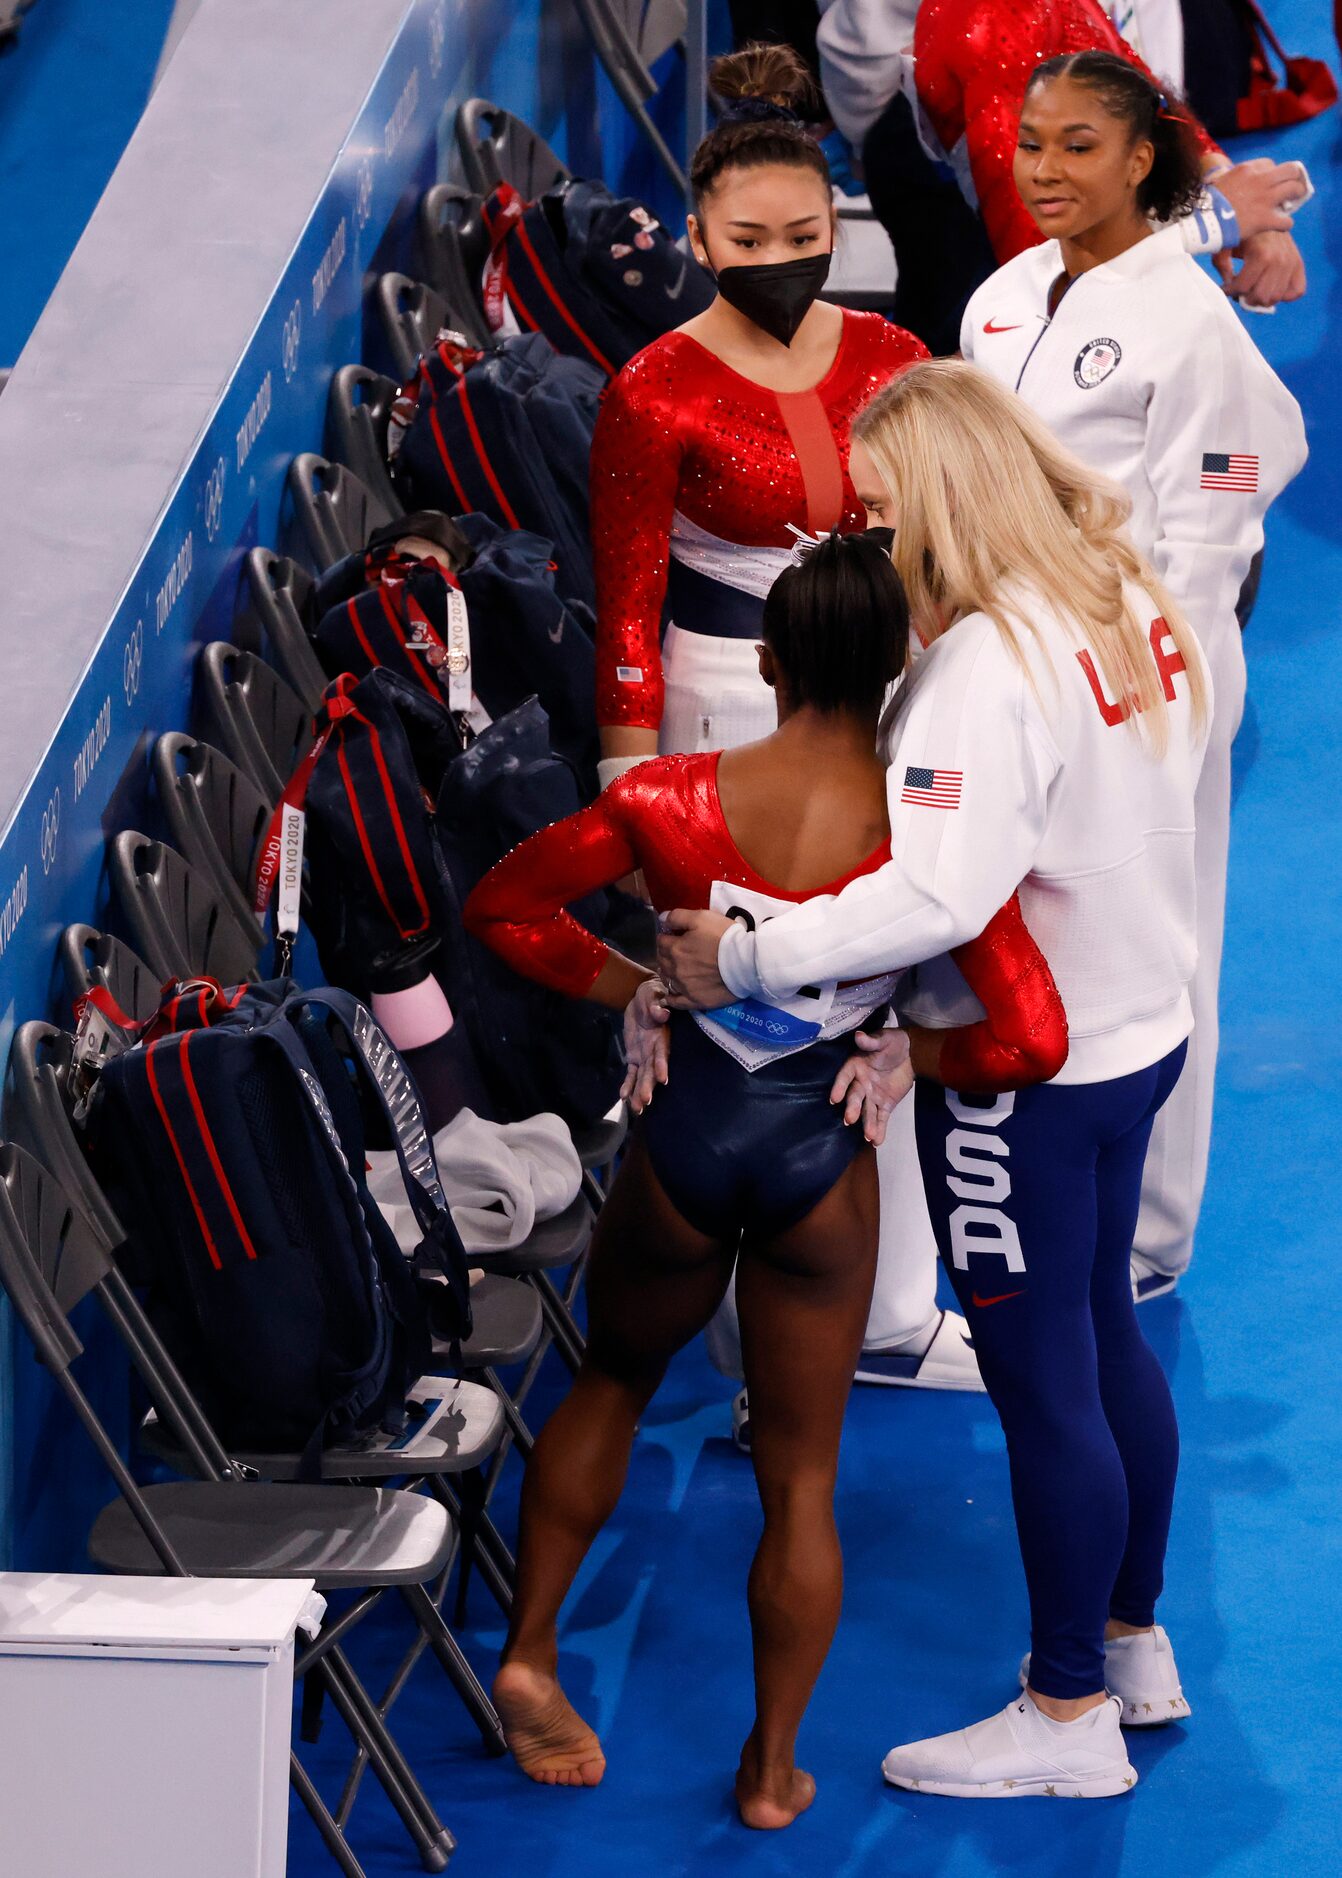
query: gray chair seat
[
  {"left": 90, "top": 1481, "right": 454, "bottom": 1587},
  {"left": 471, "top": 1193, "right": 593, "bottom": 1276},
  {"left": 141, "top": 1377, "right": 505, "bottom": 1482},
  {"left": 455, "top": 1273, "right": 543, "bottom": 1366},
  {"left": 572, "top": 1108, "right": 627, "bottom": 1170}
]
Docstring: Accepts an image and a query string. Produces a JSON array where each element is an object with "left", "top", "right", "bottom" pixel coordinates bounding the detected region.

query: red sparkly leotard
[
  {"left": 914, "top": 0, "right": 1223, "bottom": 262},
  {"left": 464, "top": 752, "right": 1067, "bottom": 1093},
  {"left": 590, "top": 311, "right": 928, "bottom": 731}
]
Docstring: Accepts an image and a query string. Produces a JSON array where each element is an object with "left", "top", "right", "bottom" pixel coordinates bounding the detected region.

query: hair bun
[{"left": 709, "top": 42, "right": 818, "bottom": 117}]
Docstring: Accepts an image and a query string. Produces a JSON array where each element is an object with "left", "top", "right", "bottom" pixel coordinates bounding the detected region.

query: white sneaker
[
  {"left": 730, "top": 1388, "right": 750, "bottom": 1454},
  {"left": 1131, "top": 1251, "right": 1178, "bottom": 1304},
  {"left": 855, "top": 1309, "right": 986, "bottom": 1392},
  {"left": 1020, "top": 1626, "right": 1191, "bottom": 1727},
  {"left": 882, "top": 1694, "right": 1137, "bottom": 1799}
]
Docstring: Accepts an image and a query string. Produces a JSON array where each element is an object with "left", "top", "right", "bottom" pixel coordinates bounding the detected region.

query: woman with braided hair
[{"left": 465, "top": 532, "right": 1067, "bottom": 1823}]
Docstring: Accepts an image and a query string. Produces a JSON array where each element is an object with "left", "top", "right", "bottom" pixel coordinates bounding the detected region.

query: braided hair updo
[
  {"left": 1025, "top": 51, "right": 1205, "bottom": 225},
  {"left": 690, "top": 43, "right": 831, "bottom": 213}
]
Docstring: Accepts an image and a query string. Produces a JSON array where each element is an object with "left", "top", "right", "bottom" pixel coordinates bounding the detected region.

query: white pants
[
  {"left": 1134, "top": 625, "right": 1247, "bottom": 1276},
  {"left": 660, "top": 626, "right": 943, "bottom": 1378}
]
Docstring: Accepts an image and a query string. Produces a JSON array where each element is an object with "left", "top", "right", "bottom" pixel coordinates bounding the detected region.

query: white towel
[{"left": 368, "top": 1108, "right": 581, "bottom": 1255}]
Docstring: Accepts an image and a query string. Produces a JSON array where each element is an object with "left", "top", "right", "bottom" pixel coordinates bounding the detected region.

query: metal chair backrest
[
  {"left": 2, "top": 1039, "right": 238, "bottom": 1483},
  {"left": 287, "top": 453, "right": 394, "bottom": 575},
  {"left": 108, "top": 831, "right": 262, "bottom": 986},
  {"left": 5, "top": 1021, "right": 126, "bottom": 1248},
  {"left": 196, "top": 641, "right": 311, "bottom": 802},
  {"left": 376, "top": 272, "right": 453, "bottom": 385},
  {"left": 612, "top": 0, "right": 685, "bottom": 77},
  {"left": 243, "top": 547, "right": 327, "bottom": 710},
  {"left": 417, "top": 185, "right": 492, "bottom": 347},
  {"left": 327, "top": 364, "right": 405, "bottom": 522},
  {"left": 455, "top": 98, "right": 570, "bottom": 199},
  {"left": 59, "top": 923, "right": 162, "bottom": 1027},
  {"left": 153, "top": 731, "right": 273, "bottom": 937}
]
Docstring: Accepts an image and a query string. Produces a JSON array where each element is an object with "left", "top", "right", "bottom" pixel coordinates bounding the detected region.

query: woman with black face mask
[
  {"left": 592, "top": 43, "right": 925, "bottom": 780},
  {"left": 591, "top": 45, "right": 984, "bottom": 1409}
]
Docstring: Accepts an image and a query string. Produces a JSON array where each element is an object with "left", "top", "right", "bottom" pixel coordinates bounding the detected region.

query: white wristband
[{"left": 598, "top": 753, "right": 654, "bottom": 792}]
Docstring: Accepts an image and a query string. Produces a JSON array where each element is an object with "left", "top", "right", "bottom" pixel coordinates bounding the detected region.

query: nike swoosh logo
[
  {"left": 972, "top": 1289, "right": 1026, "bottom": 1308},
  {"left": 664, "top": 261, "right": 688, "bottom": 303},
  {"left": 982, "top": 319, "right": 1022, "bottom": 334},
  {"left": 548, "top": 619, "right": 564, "bottom": 644}
]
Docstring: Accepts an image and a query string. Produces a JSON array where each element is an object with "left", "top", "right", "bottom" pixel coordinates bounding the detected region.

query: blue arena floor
[{"left": 2, "top": 3, "right": 1339, "bottom": 1875}]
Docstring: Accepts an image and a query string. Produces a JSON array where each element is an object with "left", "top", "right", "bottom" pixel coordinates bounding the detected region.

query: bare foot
[
  {"left": 735, "top": 1731, "right": 817, "bottom": 1830},
  {"left": 493, "top": 1660, "right": 606, "bottom": 1788}
]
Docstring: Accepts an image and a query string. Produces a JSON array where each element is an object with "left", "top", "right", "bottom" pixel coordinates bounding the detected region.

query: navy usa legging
[{"left": 914, "top": 1044, "right": 1186, "bottom": 1699}]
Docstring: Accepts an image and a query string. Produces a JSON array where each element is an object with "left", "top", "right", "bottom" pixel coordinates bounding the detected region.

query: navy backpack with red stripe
[
  {"left": 309, "top": 520, "right": 599, "bottom": 784},
  {"left": 92, "top": 981, "right": 473, "bottom": 1462},
  {"left": 393, "top": 333, "right": 601, "bottom": 614},
  {"left": 298, "top": 671, "right": 458, "bottom": 1001},
  {"left": 480, "top": 180, "right": 713, "bottom": 377}
]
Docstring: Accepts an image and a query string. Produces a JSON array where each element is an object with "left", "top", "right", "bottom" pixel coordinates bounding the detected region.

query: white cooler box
[{"left": 0, "top": 1573, "right": 323, "bottom": 1878}]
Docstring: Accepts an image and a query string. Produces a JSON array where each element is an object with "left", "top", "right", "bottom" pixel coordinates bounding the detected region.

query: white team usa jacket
[
  {"left": 718, "top": 581, "right": 1212, "bottom": 1086},
  {"left": 961, "top": 226, "right": 1307, "bottom": 660}
]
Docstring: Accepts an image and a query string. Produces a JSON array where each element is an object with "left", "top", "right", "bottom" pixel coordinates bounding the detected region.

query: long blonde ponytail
[{"left": 853, "top": 359, "right": 1209, "bottom": 751}]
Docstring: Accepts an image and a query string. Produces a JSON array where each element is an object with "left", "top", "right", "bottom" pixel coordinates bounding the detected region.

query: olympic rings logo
[
  {"left": 281, "top": 300, "right": 302, "bottom": 382},
  {"left": 39, "top": 788, "right": 61, "bottom": 876},
  {"left": 202, "top": 455, "right": 227, "bottom": 542},
  {"left": 123, "top": 619, "right": 144, "bottom": 707}
]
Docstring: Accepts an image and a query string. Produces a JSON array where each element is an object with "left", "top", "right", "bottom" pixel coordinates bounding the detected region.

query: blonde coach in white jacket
[
  {"left": 960, "top": 51, "right": 1306, "bottom": 1292},
  {"left": 657, "top": 360, "right": 1214, "bottom": 1794}
]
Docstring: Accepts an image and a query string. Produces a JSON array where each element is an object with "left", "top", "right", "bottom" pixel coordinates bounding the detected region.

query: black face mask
[{"left": 707, "top": 249, "right": 833, "bottom": 348}]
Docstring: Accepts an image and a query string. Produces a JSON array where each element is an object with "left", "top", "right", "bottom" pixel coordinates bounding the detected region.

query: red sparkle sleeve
[
  {"left": 590, "top": 351, "right": 689, "bottom": 733},
  {"left": 462, "top": 796, "right": 641, "bottom": 998},
  {"left": 936, "top": 895, "right": 1069, "bottom": 1092}
]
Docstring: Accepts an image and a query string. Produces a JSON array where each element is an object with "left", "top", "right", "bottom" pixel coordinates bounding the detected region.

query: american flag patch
[
  {"left": 616, "top": 665, "right": 644, "bottom": 683},
  {"left": 902, "top": 766, "right": 962, "bottom": 809},
  {"left": 1200, "top": 452, "right": 1259, "bottom": 492}
]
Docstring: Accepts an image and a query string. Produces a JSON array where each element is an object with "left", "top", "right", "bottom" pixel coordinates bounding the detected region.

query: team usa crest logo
[{"left": 1073, "top": 337, "right": 1122, "bottom": 389}]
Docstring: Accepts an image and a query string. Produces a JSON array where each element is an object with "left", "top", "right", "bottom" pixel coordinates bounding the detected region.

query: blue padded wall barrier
[{"left": 0, "top": 0, "right": 690, "bottom": 1569}]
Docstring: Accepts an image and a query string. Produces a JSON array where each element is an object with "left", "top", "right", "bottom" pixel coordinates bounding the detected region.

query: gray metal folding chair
[
  {"left": 0, "top": 1140, "right": 466, "bottom": 1876},
  {"left": 243, "top": 547, "right": 327, "bottom": 710},
  {"left": 196, "top": 640, "right": 313, "bottom": 801},
  {"left": 327, "top": 365, "right": 405, "bottom": 523},
  {"left": 289, "top": 452, "right": 396, "bottom": 574},
  {"left": 108, "top": 831, "right": 262, "bottom": 987},
  {"left": 60, "top": 921, "right": 162, "bottom": 1026},
  {"left": 417, "top": 185, "right": 492, "bottom": 348},
  {"left": 152, "top": 731, "right": 272, "bottom": 944},
  {"left": 455, "top": 98, "right": 570, "bottom": 199},
  {"left": 5, "top": 1014, "right": 539, "bottom": 1599},
  {"left": 376, "top": 272, "right": 452, "bottom": 384},
  {"left": 568, "top": 0, "right": 689, "bottom": 192}
]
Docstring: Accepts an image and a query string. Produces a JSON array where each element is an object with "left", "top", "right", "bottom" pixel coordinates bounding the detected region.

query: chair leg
[
  {"left": 482, "top": 1365, "right": 535, "bottom": 1457},
  {"left": 401, "top": 1581, "right": 508, "bottom": 1755},
  {"left": 335, "top": 1628, "right": 431, "bottom": 1831},
  {"left": 529, "top": 1270, "right": 586, "bottom": 1370},
  {"left": 289, "top": 1751, "right": 370, "bottom": 1878},
  {"left": 432, "top": 1476, "right": 514, "bottom": 1616},
  {"left": 320, "top": 1647, "right": 455, "bottom": 1871}
]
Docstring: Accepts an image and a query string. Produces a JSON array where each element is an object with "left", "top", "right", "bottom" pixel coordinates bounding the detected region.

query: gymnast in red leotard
[
  {"left": 593, "top": 43, "right": 927, "bottom": 784},
  {"left": 464, "top": 532, "right": 1067, "bottom": 1828}
]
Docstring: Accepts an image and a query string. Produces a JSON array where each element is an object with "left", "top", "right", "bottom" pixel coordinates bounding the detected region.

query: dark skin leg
[
  {"left": 493, "top": 1136, "right": 879, "bottom": 1830},
  {"left": 734, "top": 1148, "right": 879, "bottom": 1828},
  {"left": 494, "top": 1137, "right": 738, "bottom": 1786}
]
